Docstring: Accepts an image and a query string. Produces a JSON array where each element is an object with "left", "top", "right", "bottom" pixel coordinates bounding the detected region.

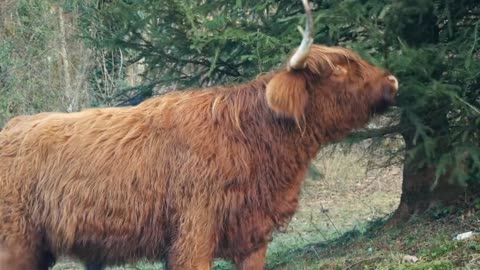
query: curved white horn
[{"left": 288, "top": 0, "right": 314, "bottom": 70}]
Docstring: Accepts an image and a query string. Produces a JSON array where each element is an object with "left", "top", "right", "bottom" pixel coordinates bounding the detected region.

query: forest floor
[{"left": 54, "top": 145, "right": 480, "bottom": 270}]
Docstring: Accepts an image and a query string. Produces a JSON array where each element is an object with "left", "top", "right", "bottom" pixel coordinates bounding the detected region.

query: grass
[{"left": 272, "top": 211, "right": 480, "bottom": 270}]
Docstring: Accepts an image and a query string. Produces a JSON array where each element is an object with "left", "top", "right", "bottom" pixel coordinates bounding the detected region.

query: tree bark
[
  {"left": 57, "top": 6, "right": 75, "bottom": 112},
  {"left": 391, "top": 153, "right": 465, "bottom": 225},
  {"left": 388, "top": 114, "right": 465, "bottom": 225}
]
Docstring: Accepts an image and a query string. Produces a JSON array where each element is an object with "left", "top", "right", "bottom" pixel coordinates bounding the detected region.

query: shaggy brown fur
[{"left": 0, "top": 44, "right": 398, "bottom": 270}]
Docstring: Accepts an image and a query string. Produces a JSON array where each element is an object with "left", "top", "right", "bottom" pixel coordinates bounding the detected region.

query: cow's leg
[
  {"left": 165, "top": 215, "right": 215, "bottom": 270},
  {"left": 0, "top": 238, "right": 54, "bottom": 270},
  {"left": 166, "top": 253, "right": 212, "bottom": 270},
  {"left": 235, "top": 244, "right": 268, "bottom": 270},
  {"left": 0, "top": 208, "right": 54, "bottom": 270},
  {"left": 166, "top": 237, "right": 214, "bottom": 270}
]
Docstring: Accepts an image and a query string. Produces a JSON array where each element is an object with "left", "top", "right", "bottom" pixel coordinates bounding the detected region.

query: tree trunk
[
  {"left": 389, "top": 115, "right": 465, "bottom": 225},
  {"left": 57, "top": 6, "right": 75, "bottom": 112},
  {"left": 391, "top": 154, "right": 465, "bottom": 224}
]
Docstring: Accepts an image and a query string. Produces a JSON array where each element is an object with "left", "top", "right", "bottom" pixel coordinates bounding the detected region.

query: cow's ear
[{"left": 266, "top": 71, "right": 308, "bottom": 122}]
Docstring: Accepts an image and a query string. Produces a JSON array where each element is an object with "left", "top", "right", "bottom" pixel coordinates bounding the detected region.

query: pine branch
[{"left": 348, "top": 124, "right": 406, "bottom": 141}]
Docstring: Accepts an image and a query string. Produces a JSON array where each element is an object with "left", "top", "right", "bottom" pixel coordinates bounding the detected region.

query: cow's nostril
[{"left": 387, "top": 75, "right": 399, "bottom": 91}]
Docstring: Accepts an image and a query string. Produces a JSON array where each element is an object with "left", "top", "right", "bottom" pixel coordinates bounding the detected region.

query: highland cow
[{"left": 0, "top": 1, "right": 399, "bottom": 269}]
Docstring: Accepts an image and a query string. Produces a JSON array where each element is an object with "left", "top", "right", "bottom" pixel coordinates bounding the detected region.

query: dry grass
[
  {"left": 264, "top": 143, "right": 402, "bottom": 269},
  {"left": 279, "top": 143, "right": 401, "bottom": 233}
]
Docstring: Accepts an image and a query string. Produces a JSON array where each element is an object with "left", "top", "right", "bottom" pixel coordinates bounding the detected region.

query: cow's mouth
[
  {"left": 371, "top": 88, "right": 396, "bottom": 115},
  {"left": 371, "top": 78, "right": 398, "bottom": 115},
  {"left": 371, "top": 98, "right": 395, "bottom": 115}
]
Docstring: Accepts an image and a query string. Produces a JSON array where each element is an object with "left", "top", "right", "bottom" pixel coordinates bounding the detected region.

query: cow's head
[{"left": 266, "top": 0, "right": 398, "bottom": 125}]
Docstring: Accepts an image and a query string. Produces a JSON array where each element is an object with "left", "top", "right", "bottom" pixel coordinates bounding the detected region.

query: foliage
[
  {"left": 80, "top": 0, "right": 312, "bottom": 89},
  {"left": 0, "top": 0, "right": 62, "bottom": 126},
  {"left": 388, "top": 0, "right": 480, "bottom": 187},
  {"left": 0, "top": 0, "right": 94, "bottom": 126},
  {"left": 309, "top": 0, "right": 480, "bottom": 189},
  {"left": 83, "top": 0, "right": 480, "bottom": 190}
]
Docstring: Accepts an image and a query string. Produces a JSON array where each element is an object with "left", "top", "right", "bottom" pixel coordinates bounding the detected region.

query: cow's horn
[{"left": 288, "top": 0, "right": 314, "bottom": 70}]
